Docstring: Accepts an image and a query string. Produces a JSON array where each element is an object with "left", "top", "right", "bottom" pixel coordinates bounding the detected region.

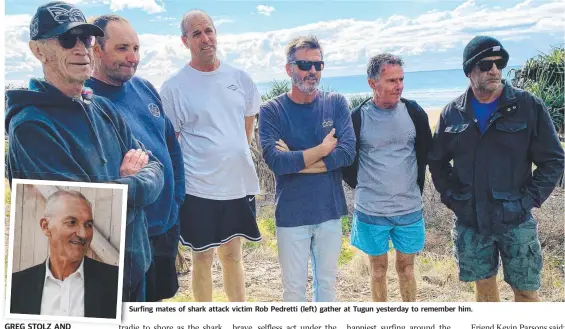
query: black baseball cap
[{"left": 30, "top": 1, "right": 104, "bottom": 40}]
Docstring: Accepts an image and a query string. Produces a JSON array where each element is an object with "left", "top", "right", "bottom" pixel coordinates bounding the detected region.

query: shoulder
[
  {"left": 320, "top": 91, "right": 347, "bottom": 104},
  {"left": 12, "top": 262, "right": 44, "bottom": 282},
  {"left": 9, "top": 108, "right": 57, "bottom": 134},
  {"left": 161, "top": 66, "right": 190, "bottom": 91},
  {"left": 260, "top": 94, "right": 286, "bottom": 114},
  {"left": 84, "top": 257, "right": 118, "bottom": 277}
]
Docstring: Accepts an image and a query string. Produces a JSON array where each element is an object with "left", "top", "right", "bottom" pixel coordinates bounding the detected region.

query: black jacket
[
  {"left": 342, "top": 97, "right": 433, "bottom": 193},
  {"left": 10, "top": 257, "right": 119, "bottom": 319},
  {"left": 428, "top": 80, "right": 565, "bottom": 234}
]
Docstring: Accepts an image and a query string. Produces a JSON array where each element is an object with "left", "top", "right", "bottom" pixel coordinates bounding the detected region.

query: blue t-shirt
[
  {"left": 86, "top": 76, "right": 185, "bottom": 237},
  {"left": 258, "top": 92, "right": 356, "bottom": 227},
  {"left": 471, "top": 96, "right": 499, "bottom": 133}
]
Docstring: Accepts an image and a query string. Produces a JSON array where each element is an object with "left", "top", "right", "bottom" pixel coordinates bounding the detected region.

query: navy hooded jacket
[{"left": 5, "top": 78, "right": 164, "bottom": 301}]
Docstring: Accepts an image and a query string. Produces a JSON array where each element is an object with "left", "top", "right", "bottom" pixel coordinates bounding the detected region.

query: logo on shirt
[
  {"left": 322, "top": 120, "right": 333, "bottom": 128},
  {"left": 148, "top": 103, "right": 160, "bottom": 117},
  {"left": 227, "top": 84, "right": 239, "bottom": 91}
]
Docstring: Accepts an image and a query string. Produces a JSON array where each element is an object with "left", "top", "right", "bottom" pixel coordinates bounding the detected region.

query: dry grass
[{"left": 171, "top": 174, "right": 564, "bottom": 302}]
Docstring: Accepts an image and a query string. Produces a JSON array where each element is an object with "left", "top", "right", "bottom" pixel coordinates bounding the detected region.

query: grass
[{"left": 164, "top": 291, "right": 257, "bottom": 302}]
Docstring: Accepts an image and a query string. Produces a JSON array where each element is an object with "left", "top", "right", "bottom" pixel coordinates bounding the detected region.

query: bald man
[{"left": 10, "top": 190, "right": 119, "bottom": 319}]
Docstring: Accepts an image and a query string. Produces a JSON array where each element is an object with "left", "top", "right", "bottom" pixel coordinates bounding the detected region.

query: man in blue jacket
[
  {"left": 429, "top": 36, "right": 564, "bottom": 302},
  {"left": 259, "top": 36, "right": 356, "bottom": 302},
  {"left": 5, "top": 1, "right": 164, "bottom": 302},
  {"left": 87, "top": 14, "right": 185, "bottom": 302}
]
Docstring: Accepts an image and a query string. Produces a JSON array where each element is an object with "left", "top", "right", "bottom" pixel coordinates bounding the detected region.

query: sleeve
[
  {"left": 8, "top": 121, "right": 90, "bottom": 183},
  {"left": 99, "top": 101, "right": 165, "bottom": 209},
  {"left": 322, "top": 95, "right": 357, "bottom": 172},
  {"left": 243, "top": 72, "right": 261, "bottom": 117},
  {"left": 428, "top": 109, "right": 454, "bottom": 207},
  {"left": 258, "top": 102, "right": 306, "bottom": 175},
  {"left": 522, "top": 98, "right": 565, "bottom": 209},
  {"left": 159, "top": 83, "right": 182, "bottom": 133},
  {"left": 164, "top": 115, "right": 186, "bottom": 206}
]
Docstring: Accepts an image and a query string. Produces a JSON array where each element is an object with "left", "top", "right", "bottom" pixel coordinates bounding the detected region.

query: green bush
[{"left": 511, "top": 46, "right": 564, "bottom": 137}]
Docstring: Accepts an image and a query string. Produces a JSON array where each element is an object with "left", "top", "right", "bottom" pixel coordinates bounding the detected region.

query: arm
[
  {"left": 428, "top": 111, "right": 454, "bottom": 206},
  {"left": 322, "top": 95, "right": 356, "bottom": 172},
  {"left": 8, "top": 122, "right": 90, "bottom": 183},
  {"left": 245, "top": 115, "right": 255, "bottom": 145},
  {"left": 522, "top": 99, "right": 565, "bottom": 209},
  {"left": 258, "top": 103, "right": 307, "bottom": 175},
  {"left": 165, "top": 116, "right": 186, "bottom": 205},
  {"left": 276, "top": 140, "right": 328, "bottom": 174},
  {"left": 98, "top": 100, "right": 164, "bottom": 209}
]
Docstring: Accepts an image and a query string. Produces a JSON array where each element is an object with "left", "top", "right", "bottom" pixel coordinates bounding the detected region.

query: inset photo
[{"left": 5, "top": 179, "right": 127, "bottom": 324}]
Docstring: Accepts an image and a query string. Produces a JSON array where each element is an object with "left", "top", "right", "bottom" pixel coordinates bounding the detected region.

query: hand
[
  {"left": 319, "top": 128, "right": 337, "bottom": 156},
  {"left": 275, "top": 139, "right": 290, "bottom": 152},
  {"left": 119, "top": 149, "right": 149, "bottom": 177}
]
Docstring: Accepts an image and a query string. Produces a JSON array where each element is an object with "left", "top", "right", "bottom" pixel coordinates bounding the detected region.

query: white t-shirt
[
  {"left": 40, "top": 257, "right": 85, "bottom": 317},
  {"left": 160, "top": 62, "right": 261, "bottom": 200}
]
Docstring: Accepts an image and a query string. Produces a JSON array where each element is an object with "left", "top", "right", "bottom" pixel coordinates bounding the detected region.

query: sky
[{"left": 4, "top": 0, "right": 565, "bottom": 88}]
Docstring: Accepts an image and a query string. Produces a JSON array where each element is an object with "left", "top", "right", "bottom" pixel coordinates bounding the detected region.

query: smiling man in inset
[{"left": 10, "top": 190, "right": 118, "bottom": 318}]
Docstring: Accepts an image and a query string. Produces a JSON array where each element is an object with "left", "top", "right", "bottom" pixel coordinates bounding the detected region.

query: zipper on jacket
[{"left": 74, "top": 99, "right": 108, "bottom": 165}]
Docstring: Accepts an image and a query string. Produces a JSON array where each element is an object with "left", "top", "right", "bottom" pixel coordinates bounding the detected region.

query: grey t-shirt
[{"left": 355, "top": 100, "right": 422, "bottom": 217}]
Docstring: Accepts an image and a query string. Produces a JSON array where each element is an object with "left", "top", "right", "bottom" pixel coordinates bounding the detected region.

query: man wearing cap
[
  {"left": 429, "top": 36, "right": 564, "bottom": 302},
  {"left": 5, "top": 1, "right": 164, "bottom": 302},
  {"left": 87, "top": 14, "right": 185, "bottom": 302}
]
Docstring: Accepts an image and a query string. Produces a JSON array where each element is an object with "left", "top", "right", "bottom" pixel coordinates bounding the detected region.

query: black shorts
[
  {"left": 145, "top": 222, "right": 180, "bottom": 301},
  {"left": 179, "top": 194, "right": 261, "bottom": 251}
]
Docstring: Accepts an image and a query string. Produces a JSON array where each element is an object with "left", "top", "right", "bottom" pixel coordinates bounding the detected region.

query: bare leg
[
  {"left": 395, "top": 251, "right": 416, "bottom": 302},
  {"left": 369, "top": 253, "right": 388, "bottom": 302},
  {"left": 191, "top": 248, "right": 215, "bottom": 302},
  {"left": 475, "top": 275, "right": 500, "bottom": 302},
  {"left": 217, "top": 237, "right": 245, "bottom": 302},
  {"left": 512, "top": 287, "right": 540, "bottom": 302}
]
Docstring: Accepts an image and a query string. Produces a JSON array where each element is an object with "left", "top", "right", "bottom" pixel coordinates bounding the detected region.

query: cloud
[
  {"left": 5, "top": 0, "right": 564, "bottom": 87},
  {"left": 109, "top": 0, "right": 165, "bottom": 14},
  {"left": 257, "top": 5, "right": 275, "bottom": 16},
  {"left": 214, "top": 19, "right": 235, "bottom": 27}
]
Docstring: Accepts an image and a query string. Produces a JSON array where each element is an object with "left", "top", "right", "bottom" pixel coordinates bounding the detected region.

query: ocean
[{"left": 256, "top": 66, "right": 520, "bottom": 109}]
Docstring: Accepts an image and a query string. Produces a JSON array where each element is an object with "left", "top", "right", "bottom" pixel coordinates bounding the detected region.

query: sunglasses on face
[
  {"left": 476, "top": 58, "right": 507, "bottom": 72},
  {"left": 289, "top": 60, "right": 325, "bottom": 71},
  {"left": 55, "top": 34, "right": 96, "bottom": 49}
]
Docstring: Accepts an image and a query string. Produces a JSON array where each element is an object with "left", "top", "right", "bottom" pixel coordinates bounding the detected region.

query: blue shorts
[{"left": 350, "top": 209, "right": 425, "bottom": 256}]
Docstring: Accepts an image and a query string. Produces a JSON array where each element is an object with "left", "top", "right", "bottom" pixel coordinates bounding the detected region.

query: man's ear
[
  {"left": 181, "top": 35, "right": 190, "bottom": 49},
  {"left": 92, "top": 43, "right": 103, "bottom": 57},
  {"left": 368, "top": 78, "right": 376, "bottom": 90},
  {"left": 29, "top": 40, "right": 47, "bottom": 64},
  {"left": 40, "top": 217, "right": 51, "bottom": 237},
  {"left": 285, "top": 63, "right": 292, "bottom": 78}
]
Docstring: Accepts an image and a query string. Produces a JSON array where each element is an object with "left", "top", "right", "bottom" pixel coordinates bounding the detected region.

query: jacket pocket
[
  {"left": 494, "top": 120, "right": 528, "bottom": 148},
  {"left": 492, "top": 190, "right": 526, "bottom": 225},
  {"left": 450, "top": 188, "right": 473, "bottom": 223}
]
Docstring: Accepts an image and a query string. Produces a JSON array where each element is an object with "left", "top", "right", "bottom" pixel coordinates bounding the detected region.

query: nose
[
  {"left": 201, "top": 33, "right": 211, "bottom": 44},
  {"left": 126, "top": 50, "right": 139, "bottom": 64},
  {"left": 489, "top": 63, "right": 501, "bottom": 74},
  {"left": 308, "top": 64, "right": 317, "bottom": 74},
  {"left": 76, "top": 224, "right": 86, "bottom": 239},
  {"left": 71, "top": 39, "right": 88, "bottom": 56}
]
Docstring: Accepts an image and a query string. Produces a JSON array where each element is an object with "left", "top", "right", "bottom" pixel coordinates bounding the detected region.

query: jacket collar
[{"left": 454, "top": 79, "right": 517, "bottom": 112}]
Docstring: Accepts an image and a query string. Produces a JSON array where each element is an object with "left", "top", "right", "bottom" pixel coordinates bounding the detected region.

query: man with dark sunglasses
[
  {"left": 5, "top": 1, "right": 164, "bottom": 302},
  {"left": 259, "top": 36, "right": 356, "bottom": 302},
  {"left": 429, "top": 36, "right": 564, "bottom": 302}
]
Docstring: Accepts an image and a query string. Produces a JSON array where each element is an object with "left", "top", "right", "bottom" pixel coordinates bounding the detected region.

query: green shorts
[{"left": 452, "top": 217, "right": 542, "bottom": 291}]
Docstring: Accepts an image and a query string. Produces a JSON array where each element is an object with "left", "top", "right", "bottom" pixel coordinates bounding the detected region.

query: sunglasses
[
  {"left": 289, "top": 60, "right": 324, "bottom": 71},
  {"left": 52, "top": 34, "right": 96, "bottom": 49},
  {"left": 476, "top": 59, "right": 507, "bottom": 72}
]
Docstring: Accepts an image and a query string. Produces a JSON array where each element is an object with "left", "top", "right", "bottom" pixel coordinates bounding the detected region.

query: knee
[
  {"left": 395, "top": 261, "right": 414, "bottom": 278},
  {"left": 192, "top": 250, "right": 214, "bottom": 268},
  {"left": 370, "top": 261, "right": 387, "bottom": 281},
  {"left": 218, "top": 247, "right": 242, "bottom": 265}
]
